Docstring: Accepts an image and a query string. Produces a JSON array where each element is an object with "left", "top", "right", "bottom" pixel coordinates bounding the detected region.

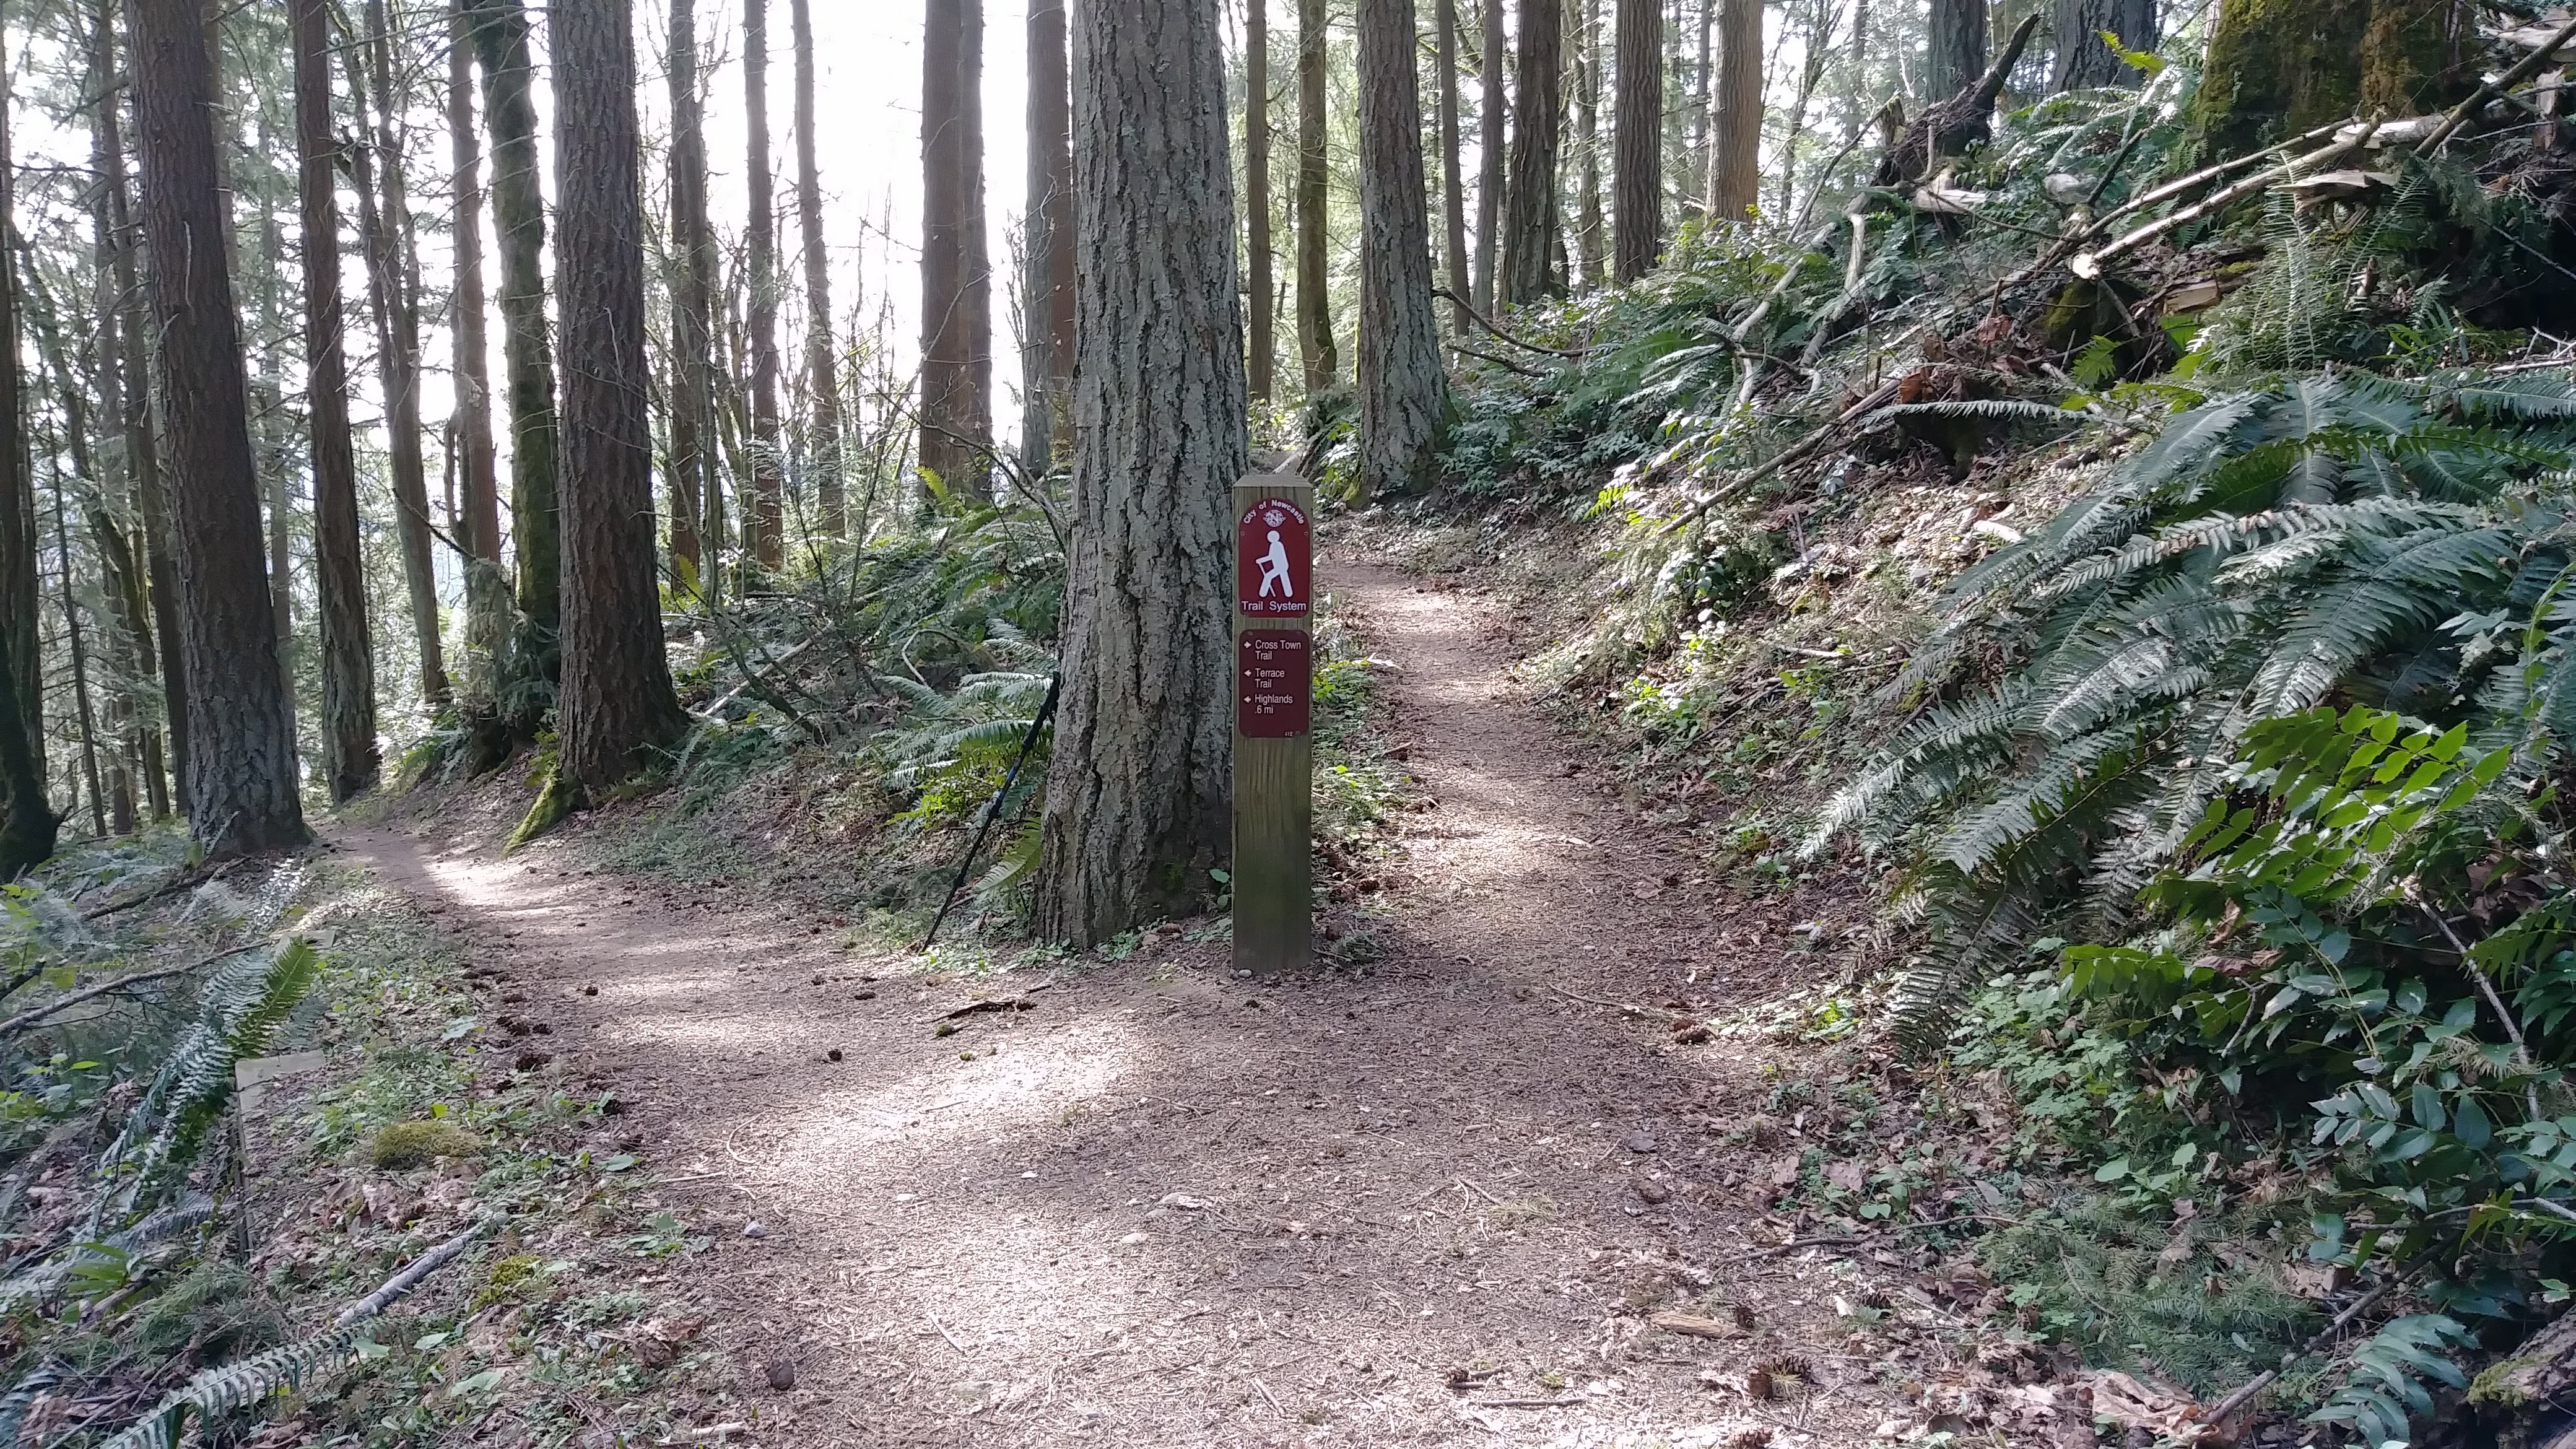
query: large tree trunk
[
  {"left": 468, "top": 0, "right": 562, "bottom": 721},
  {"left": 2191, "top": 0, "right": 2468, "bottom": 159},
  {"left": 549, "top": 0, "right": 689, "bottom": 794},
  {"left": 448, "top": 0, "right": 506, "bottom": 707},
  {"left": 1612, "top": 0, "right": 1661, "bottom": 281},
  {"left": 1245, "top": 0, "right": 1276, "bottom": 403},
  {"left": 1024, "top": 0, "right": 1076, "bottom": 464},
  {"left": 1295, "top": 0, "right": 1336, "bottom": 390},
  {"left": 1474, "top": 0, "right": 1507, "bottom": 313},
  {"left": 1707, "top": 0, "right": 1759, "bottom": 221},
  {"left": 791, "top": 0, "right": 845, "bottom": 537},
  {"left": 921, "top": 0, "right": 993, "bottom": 502},
  {"left": 745, "top": 0, "right": 785, "bottom": 566},
  {"left": 1692, "top": 0, "right": 1713, "bottom": 203},
  {"left": 130, "top": 0, "right": 308, "bottom": 856},
  {"left": 1928, "top": 0, "right": 1988, "bottom": 101},
  {"left": 0, "top": 15, "right": 52, "bottom": 878},
  {"left": 1438, "top": 0, "right": 1471, "bottom": 334},
  {"left": 102, "top": 0, "right": 180, "bottom": 816},
  {"left": 1575, "top": 0, "right": 1605, "bottom": 289},
  {"left": 294, "top": 0, "right": 380, "bottom": 804},
  {"left": 350, "top": 2, "right": 450, "bottom": 710},
  {"left": 1038, "top": 0, "right": 1248, "bottom": 947},
  {"left": 1502, "top": 0, "right": 1567, "bottom": 305},
  {"left": 1358, "top": 0, "right": 1446, "bottom": 501},
  {"left": 667, "top": 0, "right": 712, "bottom": 584},
  {"left": 2050, "top": 0, "right": 2156, "bottom": 90}
]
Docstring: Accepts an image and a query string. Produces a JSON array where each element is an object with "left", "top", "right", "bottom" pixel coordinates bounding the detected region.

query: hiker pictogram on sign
[{"left": 1237, "top": 500, "right": 1312, "bottom": 618}]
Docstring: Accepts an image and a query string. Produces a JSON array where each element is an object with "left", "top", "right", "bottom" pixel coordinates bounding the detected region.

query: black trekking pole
[{"left": 919, "top": 673, "right": 1062, "bottom": 951}]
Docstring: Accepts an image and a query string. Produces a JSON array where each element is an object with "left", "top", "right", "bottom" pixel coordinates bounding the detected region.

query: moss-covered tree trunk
[{"left": 2193, "top": 0, "right": 2471, "bottom": 158}]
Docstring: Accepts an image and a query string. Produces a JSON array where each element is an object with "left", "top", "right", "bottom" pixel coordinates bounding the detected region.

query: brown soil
[{"left": 341, "top": 559, "right": 1921, "bottom": 1447}]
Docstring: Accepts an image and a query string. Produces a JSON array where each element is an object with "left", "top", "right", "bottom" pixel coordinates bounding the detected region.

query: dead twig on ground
[
  {"left": 334, "top": 1220, "right": 489, "bottom": 1326},
  {"left": 0, "top": 947, "right": 251, "bottom": 1038}
]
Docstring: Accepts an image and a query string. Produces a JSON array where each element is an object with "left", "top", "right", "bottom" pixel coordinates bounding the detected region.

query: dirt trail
[{"left": 342, "top": 560, "right": 1836, "bottom": 1448}]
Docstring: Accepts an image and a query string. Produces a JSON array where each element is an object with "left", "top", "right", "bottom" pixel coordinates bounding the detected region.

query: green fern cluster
[{"left": 1819, "top": 369, "right": 2576, "bottom": 1040}]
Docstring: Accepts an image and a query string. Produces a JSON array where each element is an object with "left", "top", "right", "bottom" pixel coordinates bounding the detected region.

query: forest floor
[{"left": 337, "top": 549, "right": 1980, "bottom": 1448}]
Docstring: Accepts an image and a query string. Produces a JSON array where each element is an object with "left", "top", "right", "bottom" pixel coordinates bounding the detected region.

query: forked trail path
[{"left": 344, "top": 560, "right": 1821, "bottom": 1448}]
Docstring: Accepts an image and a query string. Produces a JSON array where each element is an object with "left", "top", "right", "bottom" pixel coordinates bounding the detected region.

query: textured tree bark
[
  {"left": 1437, "top": 0, "right": 1471, "bottom": 333},
  {"left": 1692, "top": 0, "right": 1713, "bottom": 199},
  {"left": 129, "top": 0, "right": 308, "bottom": 856},
  {"left": 448, "top": 0, "right": 506, "bottom": 705},
  {"left": 667, "top": 0, "right": 713, "bottom": 582},
  {"left": 81, "top": 20, "right": 154, "bottom": 828},
  {"left": 294, "top": 0, "right": 380, "bottom": 804},
  {"left": 102, "top": 0, "right": 180, "bottom": 816},
  {"left": 468, "top": 0, "right": 562, "bottom": 718},
  {"left": 1038, "top": 0, "right": 1248, "bottom": 947},
  {"left": 0, "top": 14, "right": 52, "bottom": 876},
  {"left": 46, "top": 435, "right": 108, "bottom": 837},
  {"left": 1613, "top": 0, "right": 1662, "bottom": 281},
  {"left": 349, "top": 6, "right": 451, "bottom": 709},
  {"left": 1502, "top": 0, "right": 1567, "bottom": 303},
  {"left": 1358, "top": 0, "right": 1447, "bottom": 501},
  {"left": 1928, "top": 0, "right": 1989, "bottom": 101},
  {"left": 1295, "top": 0, "right": 1337, "bottom": 389},
  {"left": 1474, "top": 0, "right": 1507, "bottom": 313},
  {"left": 1707, "top": 0, "right": 1760, "bottom": 221},
  {"left": 745, "top": 0, "right": 785, "bottom": 565},
  {"left": 251, "top": 113, "right": 295, "bottom": 699},
  {"left": 549, "top": 0, "right": 689, "bottom": 795},
  {"left": 1024, "top": 0, "right": 1077, "bottom": 462},
  {"left": 921, "top": 0, "right": 993, "bottom": 502},
  {"left": 2050, "top": 0, "right": 2156, "bottom": 90},
  {"left": 1575, "top": 0, "right": 1605, "bottom": 289},
  {"left": 1246, "top": 0, "right": 1276, "bottom": 402},
  {"left": 791, "top": 0, "right": 846, "bottom": 537}
]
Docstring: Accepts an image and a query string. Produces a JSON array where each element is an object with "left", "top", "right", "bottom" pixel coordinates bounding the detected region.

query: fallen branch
[
  {"left": 1664, "top": 375, "right": 1908, "bottom": 533},
  {"left": 2419, "top": 12, "right": 2576, "bottom": 153},
  {"left": 2076, "top": 121, "right": 2382, "bottom": 278},
  {"left": 334, "top": 1220, "right": 488, "bottom": 1327},
  {"left": 1450, "top": 341, "right": 1549, "bottom": 378},
  {"left": 1434, "top": 287, "right": 1589, "bottom": 359},
  {"left": 79, "top": 863, "right": 231, "bottom": 923},
  {"left": 1543, "top": 985, "right": 1689, "bottom": 1025},
  {"left": 2204, "top": 1273, "right": 2409, "bottom": 1426},
  {"left": 0, "top": 949, "right": 250, "bottom": 1038}
]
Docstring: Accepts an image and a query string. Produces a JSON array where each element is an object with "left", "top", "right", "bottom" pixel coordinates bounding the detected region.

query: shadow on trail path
[{"left": 341, "top": 559, "right": 1822, "bottom": 1448}]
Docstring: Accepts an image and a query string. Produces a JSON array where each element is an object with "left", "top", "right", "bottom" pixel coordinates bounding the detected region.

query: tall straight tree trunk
[
  {"left": 920, "top": 0, "right": 992, "bottom": 502},
  {"left": 349, "top": 5, "right": 450, "bottom": 708},
  {"left": 1245, "top": 0, "right": 1275, "bottom": 402},
  {"left": 84, "top": 18, "right": 153, "bottom": 829},
  {"left": 130, "top": 0, "right": 308, "bottom": 856},
  {"left": 0, "top": 15, "right": 51, "bottom": 876},
  {"left": 791, "top": 0, "right": 845, "bottom": 537},
  {"left": 1357, "top": 0, "right": 1446, "bottom": 500},
  {"left": 1692, "top": 0, "right": 1712, "bottom": 198},
  {"left": 448, "top": 0, "right": 505, "bottom": 706},
  {"left": 1437, "top": 0, "right": 1470, "bottom": 332},
  {"left": 1574, "top": 0, "right": 1605, "bottom": 289},
  {"left": 1707, "top": 0, "right": 1759, "bottom": 220},
  {"left": 103, "top": 0, "right": 180, "bottom": 816},
  {"left": 666, "top": 0, "right": 711, "bottom": 583},
  {"left": 1928, "top": 0, "right": 1988, "bottom": 100},
  {"left": 744, "top": 0, "right": 785, "bottom": 566},
  {"left": 1294, "top": 0, "right": 1335, "bottom": 389},
  {"left": 549, "top": 0, "right": 688, "bottom": 794},
  {"left": 1025, "top": 0, "right": 1076, "bottom": 466},
  {"left": 468, "top": 0, "right": 561, "bottom": 716},
  {"left": 1612, "top": 0, "right": 1661, "bottom": 280},
  {"left": 253, "top": 119, "right": 294, "bottom": 694},
  {"left": 46, "top": 448, "right": 106, "bottom": 837},
  {"left": 294, "top": 0, "right": 380, "bottom": 803},
  {"left": 1474, "top": 0, "right": 1507, "bottom": 313},
  {"left": 2050, "top": 0, "right": 2155, "bottom": 90},
  {"left": 1502, "top": 0, "right": 1567, "bottom": 303},
  {"left": 1038, "top": 0, "right": 1248, "bottom": 947}
]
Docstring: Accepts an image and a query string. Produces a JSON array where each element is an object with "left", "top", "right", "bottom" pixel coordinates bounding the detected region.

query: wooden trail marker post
[{"left": 1233, "top": 474, "right": 1314, "bottom": 977}]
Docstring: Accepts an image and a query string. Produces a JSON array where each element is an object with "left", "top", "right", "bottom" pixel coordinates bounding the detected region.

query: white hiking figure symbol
[{"left": 1257, "top": 528, "right": 1295, "bottom": 599}]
